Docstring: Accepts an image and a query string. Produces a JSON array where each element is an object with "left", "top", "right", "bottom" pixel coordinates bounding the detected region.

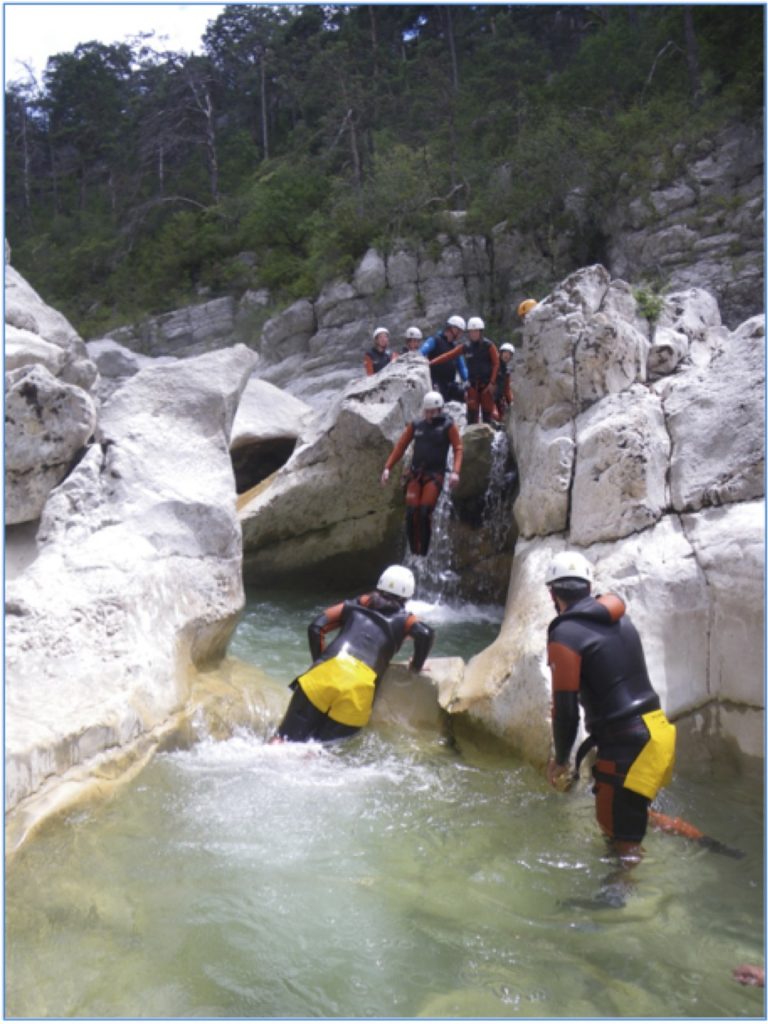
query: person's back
[
  {"left": 548, "top": 593, "right": 660, "bottom": 733},
  {"left": 273, "top": 566, "right": 434, "bottom": 742},
  {"left": 313, "top": 591, "right": 415, "bottom": 681}
]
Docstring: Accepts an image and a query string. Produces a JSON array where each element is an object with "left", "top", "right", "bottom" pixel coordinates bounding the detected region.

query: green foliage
[
  {"left": 634, "top": 284, "right": 666, "bottom": 324},
  {"left": 4, "top": 4, "right": 763, "bottom": 334}
]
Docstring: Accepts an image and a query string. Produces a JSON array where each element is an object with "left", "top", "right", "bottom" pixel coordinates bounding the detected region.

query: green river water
[{"left": 5, "top": 588, "right": 765, "bottom": 1019}]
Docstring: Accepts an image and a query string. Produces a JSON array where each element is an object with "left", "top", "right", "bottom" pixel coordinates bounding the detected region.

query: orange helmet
[{"left": 517, "top": 299, "right": 538, "bottom": 318}]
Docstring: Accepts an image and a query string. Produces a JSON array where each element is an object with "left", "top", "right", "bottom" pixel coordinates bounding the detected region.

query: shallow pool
[{"left": 5, "top": 590, "right": 764, "bottom": 1018}]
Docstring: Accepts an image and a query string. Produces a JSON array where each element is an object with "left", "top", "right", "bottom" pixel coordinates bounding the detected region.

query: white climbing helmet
[
  {"left": 373, "top": 326, "right": 390, "bottom": 341},
  {"left": 377, "top": 564, "right": 415, "bottom": 600},
  {"left": 500, "top": 343, "right": 515, "bottom": 355},
  {"left": 544, "top": 551, "right": 594, "bottom": 587},
  {"left": 467, "top": 316, "right": 485, "bottom": 331},
  {"left": 405, "top": 326, "right": 423, "bottom": 340},
  {"left": 422, "top": 390, "right": 445, "bottom": 412},
  {"left": 446, "top": 315, "right": 466, "bottom": 331}
]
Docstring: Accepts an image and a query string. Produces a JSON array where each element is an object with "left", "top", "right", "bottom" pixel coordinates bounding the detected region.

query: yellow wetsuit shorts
[
  {"left": 297, "top": 652, "right": 378, "bottom": 728},
  {"left": 624, "top": 709, "right": 677, "bottom": 800}
]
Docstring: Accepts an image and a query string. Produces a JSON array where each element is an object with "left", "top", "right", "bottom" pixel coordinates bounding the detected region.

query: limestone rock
[
  {"left": 107, "top": 296, "right": 238, "bottom": 357},
  {"left": 5, "top": 363, "right": 98, "bottom": 525},
  {"left": 239, "top": 356, "right": 432, "bottom": 582},
  {"left": 260, "top": 298, "right": 315, "bottom": 362},
  {"left": 511, "top": 420, "right": 574, "bottom": 538},
  {"left": 570, "top": 385, "right": 669, "bottom": 545},
  {"left": 660, "top": 314, "right": 765, "bottom": 512},
  {"left": 230, "top": 376, "right": 315, "bottom": 492},
  {"left": 5, "top": 345, "right": 257, "bottom": 838},
  {"left": 5, "top": 264, "right": 98, "bottom": 390},
  {"left": 455, "top": 265, "right": 763, "bottom": 762}
]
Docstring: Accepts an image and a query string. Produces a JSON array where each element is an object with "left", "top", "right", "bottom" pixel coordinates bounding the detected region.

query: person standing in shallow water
[
  {"left": 544, "top": 551, "right": 676, "bottom": 867},
  {"left": 380, "top": 390, "right": 463, "bottom": 557},
  {"left": 272, "top": 565, "right": 434, "bottom": 743}
]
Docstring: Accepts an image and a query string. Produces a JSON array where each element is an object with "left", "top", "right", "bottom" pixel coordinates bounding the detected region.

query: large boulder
[
  {"left": 5, "top": 363, "right": 98, "bottom": 525},
  {"left": 451, "top": 266, "right": 764, "bottom": 762},
  {"left": 239, "top": 355, "right": 432, "bottom": 583},
  {"left": 106, "top": 296, "right": 239, "bottom": 358},
  {"left": 5, "top": 263, "right": 98, "bottom": 390},
  {"left": 230, "top": 376, "right": 315, "bottom": 493},
  {"left": 5, "top": 345, "right": 257, "bottom": 846}
]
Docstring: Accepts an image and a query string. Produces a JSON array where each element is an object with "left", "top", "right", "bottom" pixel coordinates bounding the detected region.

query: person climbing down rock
[
  {"left": 544, "top": 551, "right": 677, "bottom": 868},
  {"left": 380, "top": 390, "right": 463, "bottom": 557},
  {"left": 272, "top": 565, "right": 434, "bottom": 743}
]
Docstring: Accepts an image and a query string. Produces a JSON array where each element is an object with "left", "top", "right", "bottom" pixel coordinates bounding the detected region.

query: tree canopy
[{"left": 5, "top": 4, "right": 763, "bottom": 336}]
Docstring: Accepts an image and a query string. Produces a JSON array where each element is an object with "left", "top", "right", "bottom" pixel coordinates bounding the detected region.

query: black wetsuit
[
  {"left": 276, "top": 591, "right": 434, "bottom": 742},
  {"left": 548, "top": 593, "right": 675, "bottom": 842}
]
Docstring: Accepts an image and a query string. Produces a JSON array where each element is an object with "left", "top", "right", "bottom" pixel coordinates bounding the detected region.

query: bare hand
[
  {"left": 380, "top": 468, "right": 390, "bottom": 485},
  {"left": 733, "top": 965, "right": 765, "bottom": 987},
  {"left": 547, "top": 758, "right": 571, "bottom": 790},
  {"left": 447, "top": 471, "right": 459, "bottom": 490}
]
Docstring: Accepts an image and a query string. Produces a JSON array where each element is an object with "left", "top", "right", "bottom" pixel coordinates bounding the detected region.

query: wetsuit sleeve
[
  {"left": 308, "top": 601, "right": 345, "bottom": 660},
  {"left": 456, "top": 355, "right": 469, "bottom": 382},
  {"left": 547, "top": 639, "right": 581, "bottom": 764},
  {"left": 429, "top": 344, "right": 464, "bottom": 367},
  {"left": 505, "top": 377, "right": 513, "bottom": 403},
  {"left": 384, "top": 423, "right": 415, "bottom": 472},
  {"left": 405, "top": 616, "right": 434, "bottom": 671},
  {"left": 419, "top": 338, "right": 435, "bottom": 357},
  {"left": 488, "top": 343, "right": 500, "bottom": 386},
  {"left": 448, "top": 423, "right": 463, "bottom": 475},
  {"left": 363, "top": 354, "right": 374, "bottom": 376}
]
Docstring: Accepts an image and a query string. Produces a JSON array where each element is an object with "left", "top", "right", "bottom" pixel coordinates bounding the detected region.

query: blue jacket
[{"left": 420, "top": 332, "right": 468, "bottom": 382}]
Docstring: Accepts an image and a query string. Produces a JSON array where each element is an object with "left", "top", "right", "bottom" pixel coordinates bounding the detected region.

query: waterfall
[{"left": 481, "top": 430, "right": 516, "bottom": 548}]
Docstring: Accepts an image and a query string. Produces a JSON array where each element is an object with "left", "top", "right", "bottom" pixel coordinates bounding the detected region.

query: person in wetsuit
[
  {"left": 401, "top": 326, "right": 423, "bottom": 354},
  {"left": 544, "top": 551, "right": 676, "bottom": 864},
  {"left": 495, "top": 343, "right": 515, "bottom": 418},
  {"left": 273, "top": 565, "right": 434, "bottom": 743},
  {"left": 428, "top": 316, "right": 500, "bottom": 425},
  {"left": 364, "top": 326, "right": 396, "bottom": 375},
  {"left": 419, "top": 315, "right": 468, "bottom": 402},
  {"left": 380, "top": 390, "right": 463, "bottom": 557}
]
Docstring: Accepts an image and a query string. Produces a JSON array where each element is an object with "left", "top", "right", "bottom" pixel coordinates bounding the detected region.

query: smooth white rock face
[
  {"left": 239, "top": 355, "right": 433, "bottom": 577},
  {"left": 450, "top": 265, "right": 764, "bottom": 762},
  {"left": 5, "top": 363, "right": 98, "bottom": 524},
  {"left": 6, "top": 345, "right": 257, "bottom": 826}
]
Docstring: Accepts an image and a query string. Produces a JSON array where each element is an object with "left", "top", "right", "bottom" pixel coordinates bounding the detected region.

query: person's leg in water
[
  {"left": 271, "top": 682, "right": 361, "bottom": 745},
  {"left": 591, "top": 755, "right": 649, "bottom": 905},
  {"left": 417, "top": 476, "right": 442, "bottom": 556}
]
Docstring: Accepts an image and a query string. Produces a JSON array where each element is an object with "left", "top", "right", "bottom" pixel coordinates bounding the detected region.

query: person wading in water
[{"left": 272, "top": 565, "right": 434, "bottom": 743}]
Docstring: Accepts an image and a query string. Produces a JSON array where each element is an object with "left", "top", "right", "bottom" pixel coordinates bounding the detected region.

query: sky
[{"left": 3, "top": 2, "right": 226, "bottom": 85}]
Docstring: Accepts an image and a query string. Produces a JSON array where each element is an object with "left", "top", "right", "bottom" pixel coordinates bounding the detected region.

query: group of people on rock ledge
[
  {"left": 363, "top": 304, "right": 539, "bottom": 426},
  {"left": 367, "top": 302, "right": 537, "bottom": 558}
]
